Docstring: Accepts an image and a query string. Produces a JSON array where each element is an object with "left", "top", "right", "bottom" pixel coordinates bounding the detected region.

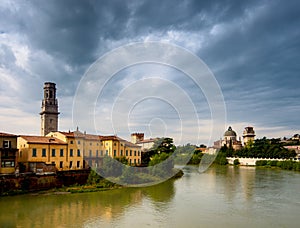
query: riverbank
[
  {"left": 0, "top": 168, "right": 184, "bottom": 196},
  {"left": 0, "top": 170, "right": 90, "bottom": 196}
]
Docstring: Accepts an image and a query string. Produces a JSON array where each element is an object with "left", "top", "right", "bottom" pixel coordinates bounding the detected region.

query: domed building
[
  {"left": 222, "top": 126, "right": 242, "bottom": 150},
  {"left": 224, "top": 126, "right": 237, "bottom": 142}
]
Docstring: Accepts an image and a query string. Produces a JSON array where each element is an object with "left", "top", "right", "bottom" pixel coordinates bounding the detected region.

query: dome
[{"left": 224, "top": 126, "right": 237, "bottom": 137}]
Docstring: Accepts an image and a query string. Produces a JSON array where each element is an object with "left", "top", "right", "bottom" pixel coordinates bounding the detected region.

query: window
[
  {"left": 70, "top": 140, "right": 73, "bottom": 144},
  {"left": 114, "top": 142, "right": 116, "bottom": 146},
  {"left": 60, "top": 149, "right": 64, "bottom": 157},
  {"left": 126, "top": 150, "right": 128, "bottom": 156},
  {"left": 78, "top": 140, "right": 81, "bottom": 144},
  {"left": 106, "top": 143, "right": 108, "bottom": 146},
  {"left": 96, "top": 150, "right": 98, "bottom": 157},
  {"left": 120, "top": 150, "right": 123, "bottom": 156},
  {"left": 130, "top": 150, "right": 132, "bottom": 156},
  {"left": 20, "top": 151, "right": 22, "bottom": 158},
  {"left": 134, "top": 150, "right": 136, "bottom": 156},
  {"left": 100, "top": 150, "right": 103, "bottom": 156},
  {"left": 1, "top": 161, "right": 14, "bottom": 167},
  {"left": 138, "top": 159, "right": 140, "bottom": 164},
  {"left": 134, "top": 159, "right": 136, "bottom": 164},
  {"left": 70, "top": 161, "right": 73, "bottom": 168},
  {"left": 70, "top": 149, "right": 73, "bottom": 157},
  {"left": 32, "top": 148, "right": 37, "bottom": 157},
  {"left": 114, "top": 150, "right": 116, "bottom": 157},
  {"left": 105, "top": 150, "right": 108, "bottom": 156},
  {"left": 42, "top": 148, "right": 46, "bottom": 157},
  {"left": 129, "top": 159, "right": 132, "bottom": 164},
  {"left": 77, "top": 161, "right": 80, "bottom": 168},
  {"left": 138, "top": 151, "right": 140, "bottom": 156},
  {"left": 90, "top": 142, "right": 92, "bottom": 146},
  {"left": 52, "top": 149, "right": 56, "bottom": 157},
  {"left": 77, "top": 149, "right": 80, "bottom": 156},
  {"left": 89, "top": 150, "right": 92, "bottom": 157},
  {"left": 3, "top": 140, "right": 11, "bottom": 148},
  {"left": 60, "top": 161, "right": 63, "bottom": 168}
]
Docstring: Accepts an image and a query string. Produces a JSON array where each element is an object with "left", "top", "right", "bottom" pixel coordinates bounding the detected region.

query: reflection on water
[{"left": 0, "top": 165, "right": 299, "bottom": 227}]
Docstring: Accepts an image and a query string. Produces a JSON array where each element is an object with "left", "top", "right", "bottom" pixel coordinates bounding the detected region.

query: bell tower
[{"left": 40, "top": 82, "right": 60, "bottom": 136}]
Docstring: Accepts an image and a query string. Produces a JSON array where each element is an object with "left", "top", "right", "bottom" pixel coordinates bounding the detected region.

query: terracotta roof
[
  {"left": 101, "top": 135, "right": 141, "bottom": 148},
  {"left": 84, "top": 134, "right": 102, "bottom": 140},
  {"left": 101, "top": 135, "right": 121, "bottom": 141},
  {"left": 20, "top": 135, "right": 67, "bottom": 145},
  {"left": 58, "top": 131, "right": 86, "bottom": 138},
  {"left": 0, "top": 132, "right": 17, "bottom": 137},
  {"left": 54, "top": 131, "right": 141, "bottom": 148},
  {"left": 123, "top": 141, "right": 141, "bottom": 148}
]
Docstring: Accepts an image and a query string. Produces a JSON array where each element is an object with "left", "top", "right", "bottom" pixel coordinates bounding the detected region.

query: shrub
[
  {"left": 256, "top": 160, "right": 267, "bottom": 166},
  {"left": 233, "top": 159, "right": 240, "bottom": 165}
]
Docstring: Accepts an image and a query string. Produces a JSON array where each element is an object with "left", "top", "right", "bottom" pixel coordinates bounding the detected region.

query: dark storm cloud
[
  {"left": 196, "top": 0, "right": 300, "bottom": 128},
  {"left": 1, "top": 0, "right": 299, "bottom": 139},
  {"left": 6, "top": 0, "right": 131, "bottom": 65}
]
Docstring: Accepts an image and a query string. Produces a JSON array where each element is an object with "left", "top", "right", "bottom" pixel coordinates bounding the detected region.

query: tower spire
[{"left": 40, "top": 82, "right": 60, "bottom": 136}]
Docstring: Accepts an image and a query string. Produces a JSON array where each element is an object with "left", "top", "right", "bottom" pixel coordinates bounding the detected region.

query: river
[{"left": 1, "top": 165, "right": 299, "bottom": 227}]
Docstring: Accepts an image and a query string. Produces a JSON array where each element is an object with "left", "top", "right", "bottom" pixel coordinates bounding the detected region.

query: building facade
[
  {"left": 40, "top": 82, "right": 60, "bottom": 136},
  {"left": 0, "top": 132, "right": 18, "bottom": 174},
  {"left": 50, "top": 131, "right": 142, "bottom": 167},
  {"left": 47, "top": 131, "right": 86, "bottom": 170},
  {"left": 18, "top": 135, "right": 69, "bottom": 172},
  {"left": 131, "top": 132, "right": 158, "bottom": 151}
]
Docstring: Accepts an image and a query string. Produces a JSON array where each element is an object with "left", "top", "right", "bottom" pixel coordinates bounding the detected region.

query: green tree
[
  {"left": 142, "top": 137, "right": 176, "bottom": 166},
  {"left": 87, "top": 169, "right": 103, "bottom": 185}
]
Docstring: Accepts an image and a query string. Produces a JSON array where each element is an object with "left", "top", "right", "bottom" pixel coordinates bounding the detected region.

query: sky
[{"left": 0, "top": 0, "right": 299, "bottom": 145}]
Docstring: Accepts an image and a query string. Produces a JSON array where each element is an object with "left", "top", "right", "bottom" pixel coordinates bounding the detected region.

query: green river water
[{"left": 1, "top": 165, "right": 299, "bottom": 228}]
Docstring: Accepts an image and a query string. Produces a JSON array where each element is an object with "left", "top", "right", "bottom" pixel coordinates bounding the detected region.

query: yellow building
[
  {"left": 0, "top": 132, "right": 18, "bottom": 174},
  {"left": 17, "top": 135, "right": 84, "bottom": 172},
  {"left": 101, "top": 135, "right": 142, "bottom": 166},
  {"left": 48, "top": 131, "right": 103, "bottom": 169},
  {"left": 48, "top": 131, "right": 142, "bottom": 168}
]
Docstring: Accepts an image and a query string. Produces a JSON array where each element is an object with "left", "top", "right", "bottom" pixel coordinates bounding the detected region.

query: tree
[
  {"left": 151, "top": 137, "right": 176, "bottom": 154},
  {"left": 233, "top": 137, "right": 297, "bottom": 159},
  {"left": 142, "top": 137, "right": 176, "bottom": 166}
]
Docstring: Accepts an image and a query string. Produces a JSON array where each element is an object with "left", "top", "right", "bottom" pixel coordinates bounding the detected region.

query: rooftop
[
  {"left": 224, "top": 126, "right": 237, "bottom": 137},
  {"left": 20, "top": 135, "right": 67, "bottom": 145},
  {"left": 0, "top": 132, "right": 17, "bottom": 137}
]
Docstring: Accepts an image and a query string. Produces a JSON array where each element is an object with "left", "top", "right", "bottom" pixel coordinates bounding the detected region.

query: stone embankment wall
[
  {"left": 227, "top": 157, "right": 289, "bottom": 166},
  {"left": 0, "top": 170, "right": 90, "bottom": 195}
]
